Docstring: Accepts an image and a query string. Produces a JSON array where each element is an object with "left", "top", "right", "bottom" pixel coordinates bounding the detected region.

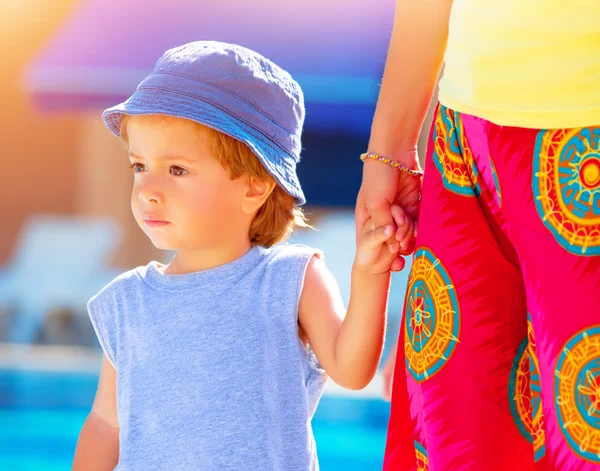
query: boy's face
[{"left": 126, "top": 116, "right": 248, "bottom": 251}]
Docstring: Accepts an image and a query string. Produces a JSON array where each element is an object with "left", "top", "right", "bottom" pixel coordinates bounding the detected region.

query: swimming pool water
[{"left": 0, "top": 370, "right": 389, "bottom": 470}]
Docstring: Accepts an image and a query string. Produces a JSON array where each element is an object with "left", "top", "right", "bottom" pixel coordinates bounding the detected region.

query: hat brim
[{"left": 102, "top": 87, "right": 306, "bottom": 205}]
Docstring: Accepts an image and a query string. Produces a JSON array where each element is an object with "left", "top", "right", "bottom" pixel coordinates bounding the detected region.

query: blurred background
[{"left": 0, "top": 0, "right": 436, "bottom": 469}]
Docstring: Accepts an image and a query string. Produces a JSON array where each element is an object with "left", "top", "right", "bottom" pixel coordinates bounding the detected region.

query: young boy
[{"left": 72, "top": 41, "right": 413, "bottom": 470}]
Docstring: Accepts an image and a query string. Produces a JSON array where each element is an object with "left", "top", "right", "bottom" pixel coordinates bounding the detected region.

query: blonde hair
[{"left": 120, "top": 115, "right": 309, "bottom": 247}]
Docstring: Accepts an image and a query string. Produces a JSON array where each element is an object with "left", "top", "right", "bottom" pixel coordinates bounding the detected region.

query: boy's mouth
[
  {"left": 143, "top": 213, "right": 170, "bottom": 227},
  {"left": 144, "top": 220, "right": 170, "bottom": 228}
]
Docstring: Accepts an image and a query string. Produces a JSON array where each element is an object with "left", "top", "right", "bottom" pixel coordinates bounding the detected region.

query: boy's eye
[
  {"left": 170, "top": 166, "right": 189, "bottom": 176},
  {"left": 130, "top": 163, "right": 145, "bottom": 172}
]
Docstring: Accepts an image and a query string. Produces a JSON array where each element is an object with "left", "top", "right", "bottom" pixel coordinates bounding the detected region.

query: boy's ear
[{"left": 241, "top": 176, "right": 276, "bottom": 214}]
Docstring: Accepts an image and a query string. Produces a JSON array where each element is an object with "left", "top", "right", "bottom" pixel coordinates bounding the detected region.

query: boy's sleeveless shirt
[{"left": 88, "top": 244, "right": 327, "bottom": 470}]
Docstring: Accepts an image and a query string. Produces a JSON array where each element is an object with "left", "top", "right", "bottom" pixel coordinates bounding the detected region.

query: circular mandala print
[
  {"left": 415, "top": 441, "right": 429, "bottom": 471},
  {"left": 508, "top": 313, "right": 546, "bottom": 462},
  {"left": 533, "top": 127, "right": 600, "bottom": 255},
  {"left": 555, "top": 326, "right": 600, "bottom": 463},
  {"left": 433, "top": 105, "right": 482, "bottom": 197},
  {"left": 404, "top": 247, "right": 460, "bottom": 382}
]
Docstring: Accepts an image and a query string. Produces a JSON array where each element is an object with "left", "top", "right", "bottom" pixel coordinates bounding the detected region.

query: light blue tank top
[{"left": 87, "top": 244, "right": 327, "bottom": 470}]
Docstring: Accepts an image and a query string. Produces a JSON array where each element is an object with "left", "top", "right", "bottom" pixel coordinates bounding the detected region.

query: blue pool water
[{"left": 0, "top": 369, "right": 389, "bottom": 470}]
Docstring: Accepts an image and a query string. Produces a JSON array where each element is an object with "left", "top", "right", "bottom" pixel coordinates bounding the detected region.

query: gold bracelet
[{"left": 360, "top": 152, "right": 424, "bottom": 177}]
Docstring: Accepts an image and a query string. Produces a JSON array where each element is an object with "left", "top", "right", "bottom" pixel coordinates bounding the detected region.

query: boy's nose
[{"left": 138, "top": 185, "right": 164, "bottom": 204}]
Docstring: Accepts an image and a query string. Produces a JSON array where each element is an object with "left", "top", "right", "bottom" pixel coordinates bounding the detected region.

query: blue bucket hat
[{"left": 102, "top": 41, "right": 306, "bottom": 205}]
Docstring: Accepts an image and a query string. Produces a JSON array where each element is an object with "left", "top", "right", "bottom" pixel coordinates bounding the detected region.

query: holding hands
[
  {"left": 354, "top": 204, "right": 417, "bottom": 276},
  {"left": 354, "top": 152, "right": 423, "bottom": 273}
]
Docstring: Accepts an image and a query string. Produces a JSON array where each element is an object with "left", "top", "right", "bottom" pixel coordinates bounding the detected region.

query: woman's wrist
[
  {"left": 368, "top": 110, "right": 422, "bottom": 161},
  {"left": 362, "top": 150, "right": 422, "bottom": 174},
  {"left": 366, "top": 140, "right": 420, "bottom": 167}
]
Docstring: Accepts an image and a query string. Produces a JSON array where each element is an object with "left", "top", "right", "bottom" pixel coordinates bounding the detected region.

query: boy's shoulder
[
  {"left": 88, "top": 264, "right": 147, "bottom": 308},
  {"left": 260, "top": 244, "right": 323, "bottom": 281},
  {"left": 264, "top": 243, "right": 321, "bottom": 263}
]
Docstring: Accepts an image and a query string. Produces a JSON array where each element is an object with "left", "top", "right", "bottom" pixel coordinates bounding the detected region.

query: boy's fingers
[
  {"left": 367, "top": 201, "right": 396, "bottom": 247},
  {"left": 368, "top": 225, "right": 392, "bottom": 247},
  {"left": 362, "top": 227, "right": 397, "bottom": 269},
  {"left": 372, "top": 248, "right": 398, "bottom": 274},
  {"left": 361, "top": 224, "right": 394, "bottom": 252}
]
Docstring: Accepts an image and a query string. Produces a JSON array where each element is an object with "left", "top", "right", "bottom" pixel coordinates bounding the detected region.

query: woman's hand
[
  {"left": 392, "top": 163, "right": 422, "bottom": 251},
  {"left": 355, "top": 153, "right": 423, "bottom": 271}
]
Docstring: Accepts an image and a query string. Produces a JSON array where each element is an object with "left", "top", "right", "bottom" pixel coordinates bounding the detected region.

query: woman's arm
[
  {"left": 369, "top": 0, "right": 454, "bottom": 158},
  {"left": 356, "top": 0, "right": 454, "bottom": 271}
]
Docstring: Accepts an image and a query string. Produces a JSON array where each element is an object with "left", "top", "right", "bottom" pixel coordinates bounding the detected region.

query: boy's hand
[{"left": 354, "top": 204, "right": 417, "bottom": 275}]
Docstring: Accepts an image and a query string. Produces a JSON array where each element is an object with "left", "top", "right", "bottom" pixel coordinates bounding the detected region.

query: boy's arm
[
  {"left": 73, "top": 355, "right": 120, "bottom": 471},
  {"left": 299, "top": 214, "right": 409, "bottom": 390},
  {"left": 299, "top": 256, "right": 391, "bottom": 390}
]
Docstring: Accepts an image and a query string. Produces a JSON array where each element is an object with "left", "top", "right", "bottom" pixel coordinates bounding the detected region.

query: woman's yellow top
[{"left": 438, "top": 0, "right": 600, "bottom": 129}]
